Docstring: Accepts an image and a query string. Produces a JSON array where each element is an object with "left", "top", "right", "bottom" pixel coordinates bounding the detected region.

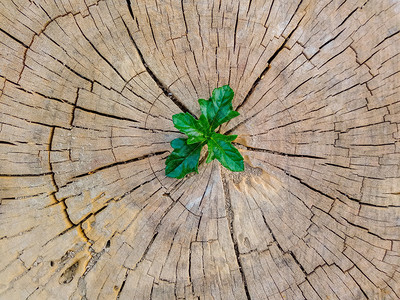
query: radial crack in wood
[{"left": 1, "top": 0, "right": 399, "bottom": 299}]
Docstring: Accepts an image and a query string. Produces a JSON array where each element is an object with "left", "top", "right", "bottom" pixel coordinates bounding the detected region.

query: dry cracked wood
[{"left": 0, "top": 0, "right": 399, "bottom": 299}]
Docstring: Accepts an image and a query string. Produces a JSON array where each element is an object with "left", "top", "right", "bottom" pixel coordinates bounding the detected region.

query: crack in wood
[
  {"left": 74, "top": 105, "right": 139, "bottom": 124},
  {"left": 237, "top": 143, "right": 326, "bottom": 160},
  {"left": 274, "top": 165, "right": 336, "bottom": 202},
  {"left": 233, "top": 2, "right": 240, "bottom": 52},
  {"left": 70, "top": 151, "right": 167, "bottom": 180},
  {"left": 121, "top": 13, "right": 195, "bottom": 116},
  {"left": 221, "top": 174, "right": 251, "bottom": 300},
  {"left": 226, "top": 16, "right": 304, "bottom": 135},
  {"left": 48, "top": 127, "right": 60, "bottom": 195},
  {"left": 0, "top": 28, "right": 29, "bottom": 48},
  {"left": 116, "top": 269, "right": 129, "bottom": 299},
  {"left": 259, "top": 208, "right": 309, "bottom": 276}
]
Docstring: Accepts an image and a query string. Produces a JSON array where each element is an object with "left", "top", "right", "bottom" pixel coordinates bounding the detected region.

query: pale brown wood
[{"left": 1, "top": 0, "right": 399, "bottom": 299}]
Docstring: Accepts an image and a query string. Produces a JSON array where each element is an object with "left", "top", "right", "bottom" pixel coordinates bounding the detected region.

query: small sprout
[{"left": 165, "top": 85, "right": 244, "bottom": 179}]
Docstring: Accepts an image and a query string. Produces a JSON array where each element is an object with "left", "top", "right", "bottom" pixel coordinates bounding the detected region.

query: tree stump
[{"left": 1, "top": 0, "right": 399, "bottom": 299}]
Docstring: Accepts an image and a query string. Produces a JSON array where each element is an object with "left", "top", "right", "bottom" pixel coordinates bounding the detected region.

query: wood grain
[{"left": 1, "top": 0, "right": 399, "bottom": 299}]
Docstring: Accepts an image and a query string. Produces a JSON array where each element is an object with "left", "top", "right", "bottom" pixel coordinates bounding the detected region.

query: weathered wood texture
[{"left": 1, "top": 0, "right": 399, "bottom": 299}]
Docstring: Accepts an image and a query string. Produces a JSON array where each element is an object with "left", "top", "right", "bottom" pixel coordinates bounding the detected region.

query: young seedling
[{"left": 165, "top": 85, "right": 244, "bottom": 179}]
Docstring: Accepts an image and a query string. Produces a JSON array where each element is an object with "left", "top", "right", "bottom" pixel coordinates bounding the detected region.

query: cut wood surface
[{"left": 0, "top": 0, "right": 399, "bottom": 299}]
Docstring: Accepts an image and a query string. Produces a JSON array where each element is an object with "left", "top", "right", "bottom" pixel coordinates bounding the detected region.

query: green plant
[{"left": 165, "top": 85, "right": 244, "bottom": 179}]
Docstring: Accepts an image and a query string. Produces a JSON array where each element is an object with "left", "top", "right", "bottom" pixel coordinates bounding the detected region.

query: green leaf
[
  {"left": 198, "top": 114, "right": 211, "bottom": 133},
  {"left": 198, "top": 85, "right": 239, "bottom": 131},
  {"left": 165, "top": 138, "right": 204, "bottom": 179},
  {"left": 206, "top": 133, "right": 244, "bottom": 172},
  {"left": 172, "top": 113, "right": 207, "bottom": 144},
  {"left": 166, "top": 85, "right": 243, "bottom": 178}
]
